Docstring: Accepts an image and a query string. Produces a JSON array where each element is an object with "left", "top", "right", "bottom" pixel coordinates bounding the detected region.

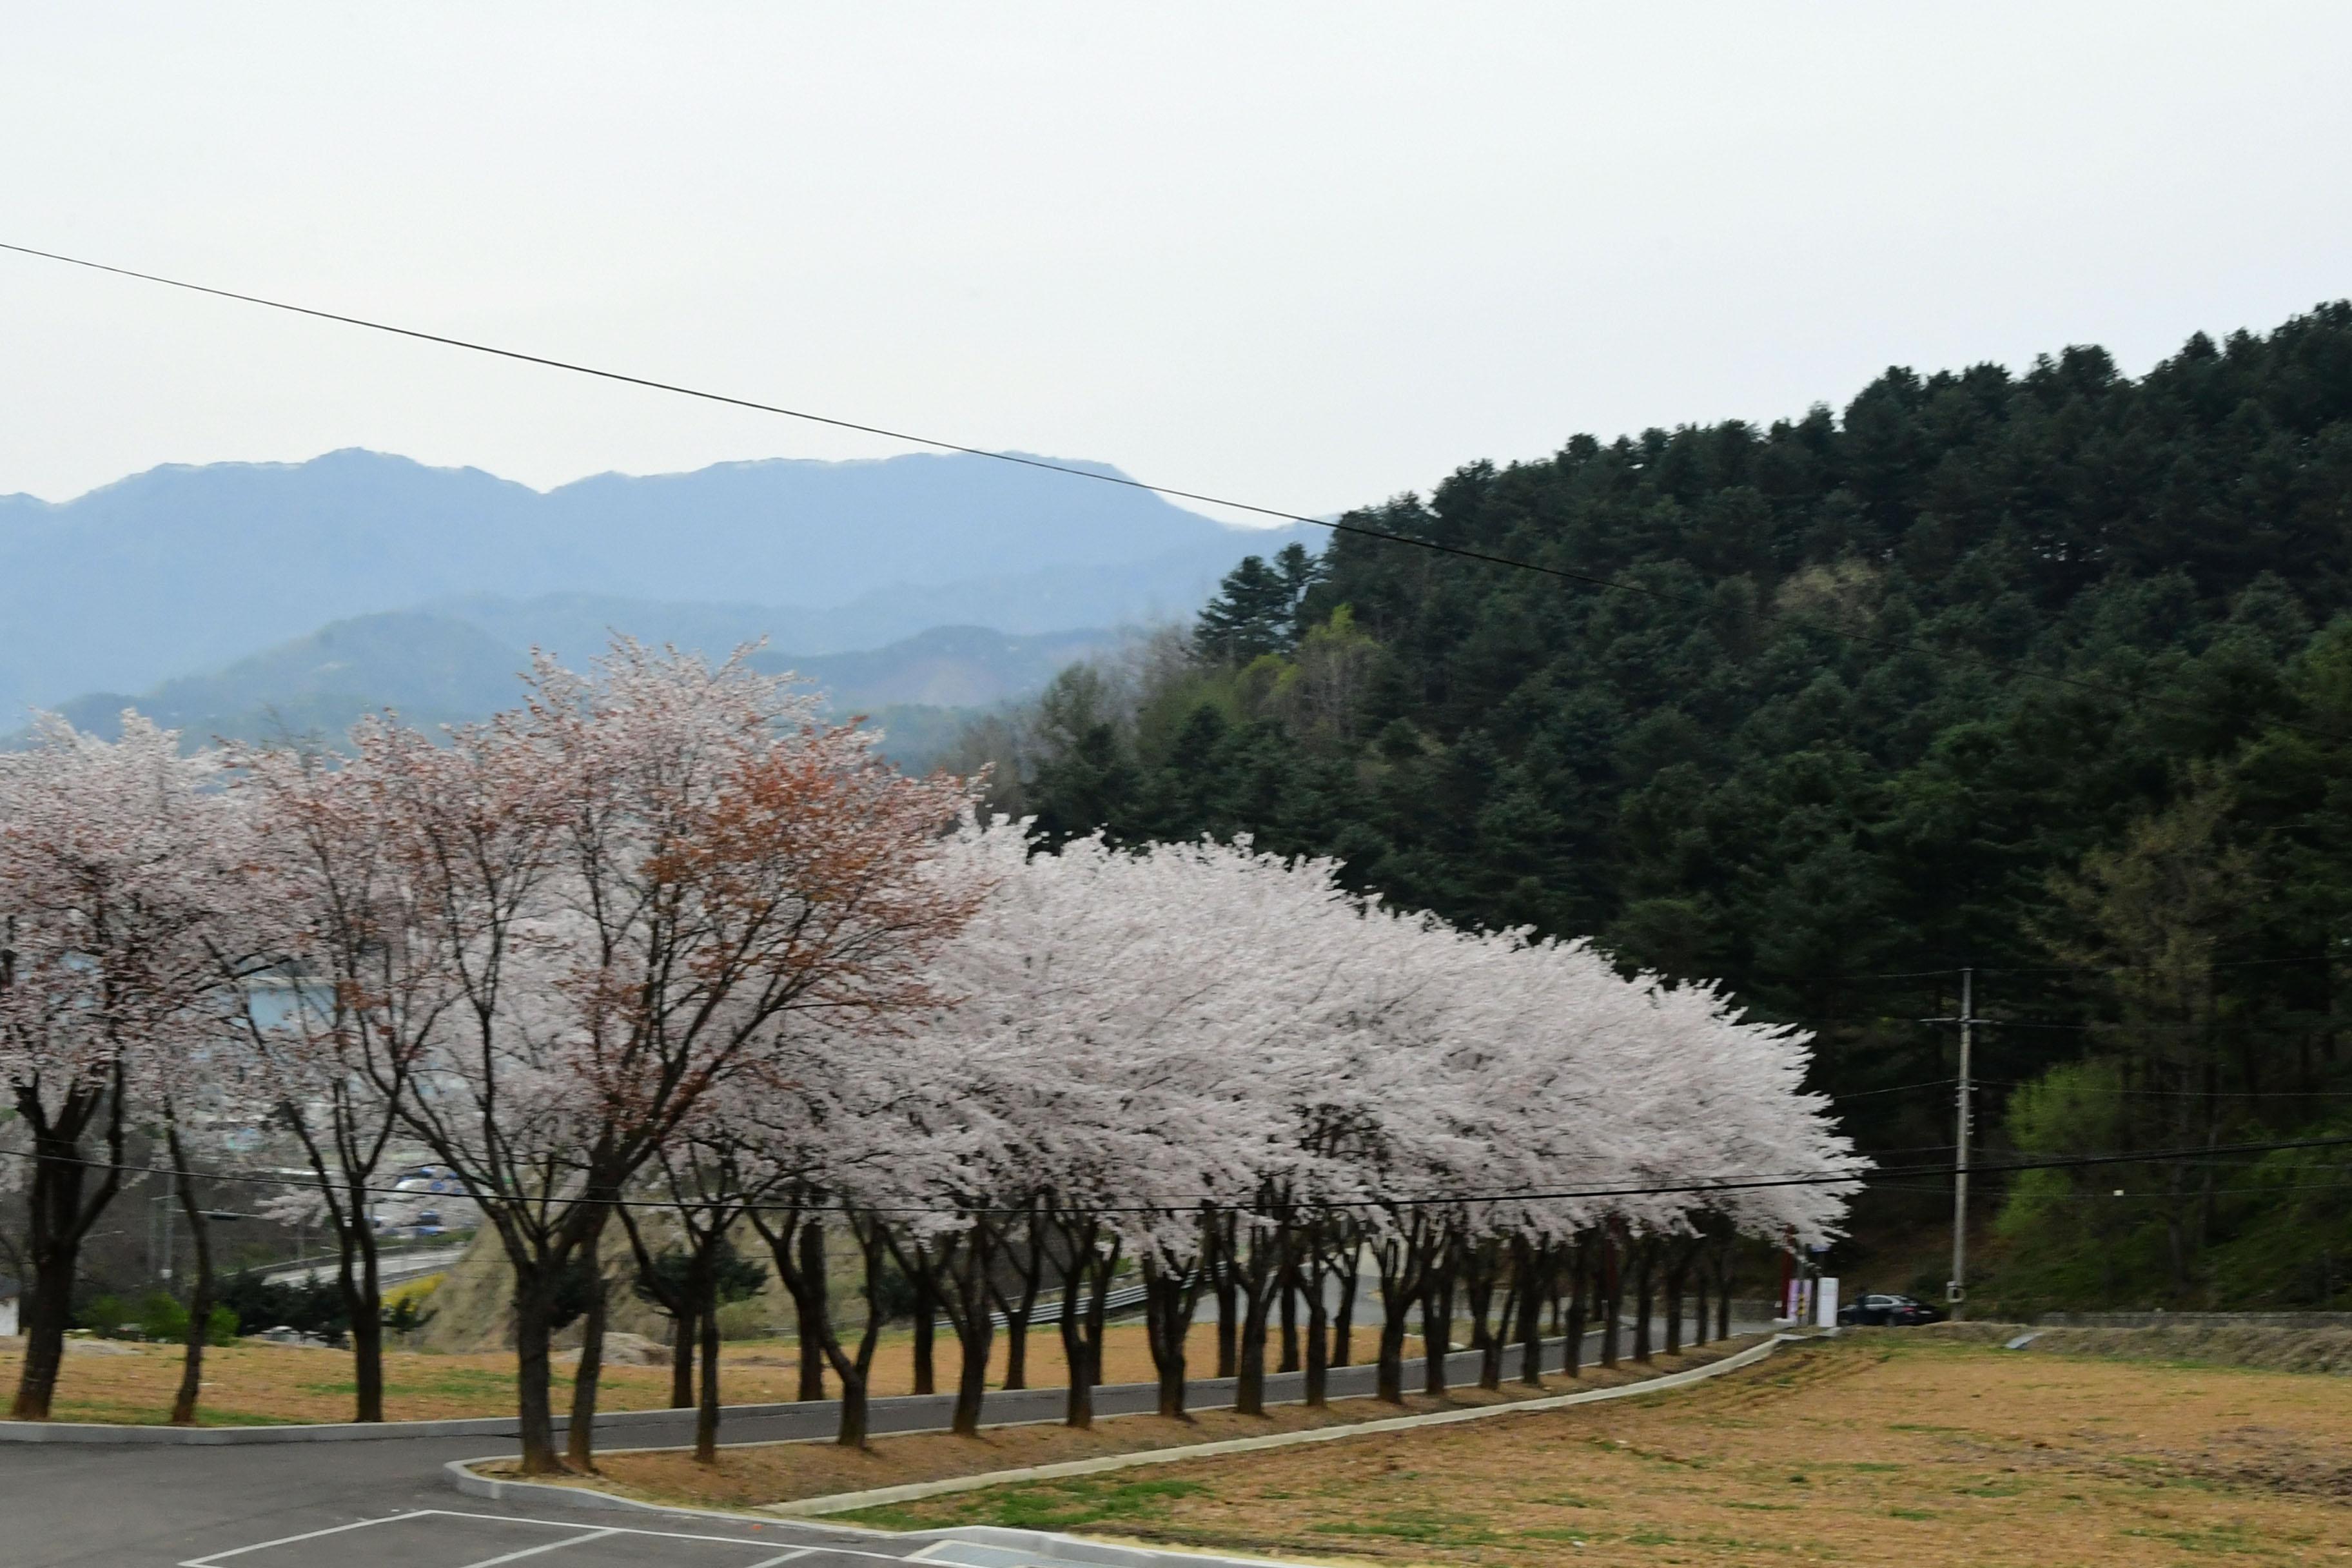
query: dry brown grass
[
  {"left": 848, "top": 1333, "right": 2352, "bottom": 1567},
  {"left": 554, "top": 1344, "right": 1746, "bottom": 1511},
  {"left": 0, "top": 1320, "right": 1378, "bottom": 1426}
]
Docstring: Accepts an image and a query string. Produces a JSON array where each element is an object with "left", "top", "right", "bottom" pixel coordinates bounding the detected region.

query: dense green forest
[{"left": 950, "top": 303, "right": 2352, "bottom": 1311}]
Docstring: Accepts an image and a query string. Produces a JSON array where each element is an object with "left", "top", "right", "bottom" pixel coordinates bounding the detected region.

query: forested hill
[{"left": 959, "top": 302, "right": 2352, "bottom": 1309}]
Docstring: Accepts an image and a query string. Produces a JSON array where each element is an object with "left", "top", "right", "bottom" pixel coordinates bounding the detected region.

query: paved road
[{"left": 1, "top": 1324, "right": 1767, "bottom": 1567}]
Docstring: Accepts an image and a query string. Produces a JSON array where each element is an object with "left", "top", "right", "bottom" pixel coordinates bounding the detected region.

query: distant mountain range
[
  {"left": 0, "top": 447, "right": 1306, "bottom": 718},
  {"left": 43, "top": 613, "right": 1124, "bottom": 767}
]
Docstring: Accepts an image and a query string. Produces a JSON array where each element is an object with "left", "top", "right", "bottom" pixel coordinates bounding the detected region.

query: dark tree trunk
[
  {"left": 757, "top": 1204, "right": 882, "bottom": 1449},
  {"left": 337, "top": 1220, "right": 386, "bottom": 1422},
  {"left": 1565, "top": 1238, "right": 1589, "bottom": 1378},
  {"left": 990, "top": 1209, "right": 1044, "bottom": 1392},
  {"left": 1278, "top": 1247, "right": 1301, "bottom": 1375},
  {"left": 942, "top": 1226, "right": 994, "bottom": 1439},
  {"left": 1715, "top": 1245, "right": 1733, "bottom": 1341},
  {"left": 166, "top": 1126, "right": 213, "bottom": 1427},
  {"left": 1422, "top": 1241, "right": 1455, "bottom": 1396},
  {"left": 1142, "top": 1253, "right": 1193, "bottom": 1420},
  {"left": 1236, "top": 1228, "right": 1273, "bottom": 1417},
  {"left": 911, "top": 1264, "right": 937, "bottom": 1396},
  {"left": 670, "top": 1311, "right": 698, "bottom": 1408},
  {"left": 565, "top": 1213, "right": 611, "bottom": 1472},
  {"left": 1058, "top": 1256, "right": 1092, "bottom": 1429},
  {"left": 1513, "top": 1236, "right": 1546, "bottom": 1387},
  {"left": 8, "top": 1081, "right": 126, "bottom": 1422},
  {"left": 794, "top": 1217, "right": 827, "bottom": 1402},
  {"left": 1303, "top": 1240, "right": 1330, "bottom": 1407},
  {"left": 512, "top": 1262, "right": 561, "bottom": 1474},
  {"left": 1373, "top": 1227, "right": 1426, "bottom": 1406},
  {"left": 1664, "top": 1242, "right": 1689, "bottom": 1357},
  {"left": 1332, "top": 1239, "right": 1360, "bottom": 1367},
  {"left": 1213, "top": 1222, "right": 1239, "bottom": 1379},
  {"left": 1465, "top": 1241, "right": 1502, "bottom": 1391},
  {"left": 1690, "top": 1248, "right": 1709, "bottom": 1349},
  {"left": 1633, "top": 1238, "right": 1657, "bottom": 1364},
  {"left": 1600, "top": 1230, "right": 1622, "bottom": 1370},
  {"left": 694, "top": 1286, "right": 722, "bottom": 1462}
]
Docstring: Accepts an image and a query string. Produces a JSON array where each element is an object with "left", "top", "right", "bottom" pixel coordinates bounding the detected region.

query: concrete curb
[
  {"left": 444, "top": 1333, "right": 1801, "bottom": 1524},
  {"left": 765, "top": 1333, "right": 1797, "bottom": 1517}
]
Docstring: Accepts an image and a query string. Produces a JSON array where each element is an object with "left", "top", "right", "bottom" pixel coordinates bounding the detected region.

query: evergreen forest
[{"left": 950, "top": 302, "right": 2352, "bottom": 1313}]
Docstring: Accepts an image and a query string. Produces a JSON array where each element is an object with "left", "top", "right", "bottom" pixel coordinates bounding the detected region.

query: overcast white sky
[{"left": 3, "top": 3, "right": 2347, "bottom": 517}]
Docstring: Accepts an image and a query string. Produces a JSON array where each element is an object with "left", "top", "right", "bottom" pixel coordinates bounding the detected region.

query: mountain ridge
[{"left": 0, "top": 447, "right": 1303, "bottom": 715}]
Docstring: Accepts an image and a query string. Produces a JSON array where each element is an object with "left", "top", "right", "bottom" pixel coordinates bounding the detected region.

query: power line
[
  {"left": 1824, "top": 1077, "right": 1958, "bottom": 1102},
  {"left": 8, "top": 1132, "right": 2352, "bottom": 1215},
  {"left": 5, "top": 239, "right": 2346, "bottom": 747}
]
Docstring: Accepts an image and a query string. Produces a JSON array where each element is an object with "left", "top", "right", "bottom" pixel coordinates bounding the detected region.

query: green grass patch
[{"left": 843, "top": 1476, "right": 1211, "bottom": 1534}]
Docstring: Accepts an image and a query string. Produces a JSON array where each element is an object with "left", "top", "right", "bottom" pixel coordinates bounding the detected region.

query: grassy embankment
[{"left": 834, "top": 1328, "right": 2352, "bottom": 1567}]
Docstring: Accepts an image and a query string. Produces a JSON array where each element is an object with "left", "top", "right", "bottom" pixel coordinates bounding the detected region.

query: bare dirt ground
[
  {"left": 845, "top": 1333, "right": 2352, "bottom": 1567},
  {"left": 0, "top": 1320, "right": 1400, "bottom": 1425},
  {"left": 553, "top": 1342, "right": 1750, "bottom": 1511}
]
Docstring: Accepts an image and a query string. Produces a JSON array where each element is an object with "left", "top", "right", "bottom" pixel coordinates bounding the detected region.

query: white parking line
[
  {"left": 179, "top": 1511, "right": 442, "bottom": 1567},
  {"left": 455, "top": 1528, "right": 622, "bottom": 1567},
  {"left": 183, "top": 1507, "right": 914, "bottom": 1568}
]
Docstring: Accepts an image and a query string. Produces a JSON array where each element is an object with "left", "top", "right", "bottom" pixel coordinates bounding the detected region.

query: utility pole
[{"left": 1948, "top": 966, "right": 1974, "bottom": 1322}]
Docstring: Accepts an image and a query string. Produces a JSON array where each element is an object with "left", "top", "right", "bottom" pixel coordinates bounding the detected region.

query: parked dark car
[{"left": 1838, "top": 1292, "right": 1945, "bottom": 1326}]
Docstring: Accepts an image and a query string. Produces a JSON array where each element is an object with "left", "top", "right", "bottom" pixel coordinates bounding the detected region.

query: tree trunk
[
  {"left": 1690, "top": 1250, "right": 1709, "bottom": 1349},
  {"left": 1278, "top": 1249, "right": 1301, "bottom": 1375},
  {"left": 1422, "top": 1242, "right": 1455, "bottom": 1396},
  {"left": 911, "top": 1265, "right": 937, "bottom": 1396},
  {"left": 1513, "top": 1237, "right": 1545, "bottom": 1386},
  {"left": 1142, "top": 1255, "right": 1191, "bottom": 1420},
  {"left": 1332, "top": 1240, "right": 1360, "bottom": 1367},
  {"left": 1565, "top": 1239, "right": 1589, "bottom": 1378},
  {"left": 694, "top": 1286, "right": 722, "bottom": 1463},
  {"left": 337, "top": 1219, "right": 386, "bottom": 1422},
  {"left": 1372, "top": 1230, "right": 1424, "bottom": 1406},
  {"left": 794, "top": 1217, "right": 827, "bottom": 1402},
  {"left": 8, "top": 1084, "right": 125, "bottom": 1422},
  {"left": 1237, "top": 1230, "right": 1273, "bottom": 1418},
  {"left": 1664, "top": 1244, "right": 1687, "bottom": 1357},
  {"left": 1303, "top": 1244, "right": 1330, "bottom": 1407},
  {"left": 565, "top": 1230, "right": 611, "bottom": 1472},
  {"left": 167, "top": 1127, "right": 214, "bottom": 1427},
  {"left": 670, "top": 1311, "right": 698, "bottom": 1408},
  {"left": 1465, "top": 1241, "right": 1502, "bottom": 1391},
  {"left": 1600, "top": 1231, "right": 1622, "bottom": 1369},
  {"left": 512, "top": 1262, "right": 561, "bottom": 1475},
  {"left": 944, "top": 1226, "right": 994, "bottom": 1438},
  {"left": 1715, "top": 1247, "right": 1732, "bottom": 1341},
  {"left": 1058, "top": 1262, "right": 1093, "bottom": 1429},
  {"left": 1633, "top": 1238, "right": 1656, "bottom": 1363},
  {"left": 1213, "top": 1215, "right": 1239, "bottom": 1378}
]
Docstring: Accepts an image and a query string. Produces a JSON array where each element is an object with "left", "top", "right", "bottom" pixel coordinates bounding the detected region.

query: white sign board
[{"left": 1816, "top": 1277, "right": 1840, "bottom": 1328}]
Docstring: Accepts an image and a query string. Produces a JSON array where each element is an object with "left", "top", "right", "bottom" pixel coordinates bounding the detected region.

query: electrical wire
[
  {"left": 5, "top": 238, "right": 2347, "bottom": 747},
  {"left": 7, "top": 1132, "right": 2352, "bottom": 1216}
]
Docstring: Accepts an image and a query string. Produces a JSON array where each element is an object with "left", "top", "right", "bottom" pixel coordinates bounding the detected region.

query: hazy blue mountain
[
  {"left": 41, "top": 612, "right": 1124, "bottom": 768},
  {"left": 0, "top": 449, "right": 1304, "bottom": 716}
]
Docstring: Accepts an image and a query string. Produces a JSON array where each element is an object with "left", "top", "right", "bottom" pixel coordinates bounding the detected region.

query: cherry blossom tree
[
  {"left": 0, "top": 716, "right": 260, "bottom": 1421},
  {"left": 378, "top": 643, "right": 979, "bottom": 1474}
]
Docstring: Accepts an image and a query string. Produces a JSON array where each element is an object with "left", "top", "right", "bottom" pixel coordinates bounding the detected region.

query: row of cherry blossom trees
[
  {"left": 658, "top": 822, "right": 1863, "bottom": 1463},
  {"left": 1, "top": 640, "right": 1860, "bottom": 1475}
]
